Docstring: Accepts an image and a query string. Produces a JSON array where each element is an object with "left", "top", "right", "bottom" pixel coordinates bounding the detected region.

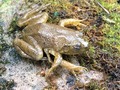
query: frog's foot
[
  {"left": 45, "top": 49, "right": 62, "bottom": 78},
  {"left": 59, "top": 19, "right": 87, "bottom": 30},
  {"left": 60, "top": 60, "right": 88, "bottom": 79},
  {"left": 13, "top": 36, "right": 43, "bottom": 60},
  {"left": 17, "top": 4, "right": 49, "bottom": 27}
]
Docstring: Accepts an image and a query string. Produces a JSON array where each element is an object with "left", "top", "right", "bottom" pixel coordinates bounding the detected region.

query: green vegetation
[{"left": 99, "top": 1, "right": 120, "bottom": 51}]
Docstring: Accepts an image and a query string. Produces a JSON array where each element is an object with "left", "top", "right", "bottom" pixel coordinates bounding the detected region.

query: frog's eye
[{"left": 73, "top": 44, "right": 81, "bottom": 50}]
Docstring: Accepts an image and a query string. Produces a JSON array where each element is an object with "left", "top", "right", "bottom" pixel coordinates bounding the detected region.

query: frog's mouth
[{"left": 59, "top": 43, "right": 88, "bottom": 55}]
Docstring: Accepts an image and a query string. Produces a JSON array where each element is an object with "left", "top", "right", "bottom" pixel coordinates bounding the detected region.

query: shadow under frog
[{"left": 13, "top": 4, "right": 88, "bottom": 78}]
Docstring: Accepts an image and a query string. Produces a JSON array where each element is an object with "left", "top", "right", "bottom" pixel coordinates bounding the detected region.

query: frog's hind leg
[
  {"left": 17, "top": 4, "right": 49, "bottom": 27},
  {"left": 13, "top": 37, "right": 43, "bottom": 61},
  {"left": 45, "top": 49, "right": 62, "bottom": 78},
  {"left": 59, "top": 19, "right": 87, "bottom": 30},
  {"left": 21, "top": 4, "right": 49, "bottom": 19},
  {"left": 14, "top": 44, "right": 33, "bottom": 59},
  {"left": 18, "top": 12, "right": 49, "bottom": 27}
]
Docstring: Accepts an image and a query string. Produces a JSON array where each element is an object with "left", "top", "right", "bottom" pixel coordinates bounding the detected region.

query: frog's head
[
  {"left": 56, "top": 32, "right": 88, "bottom": 55},
  {"left": 60, "top": 38, "right": 88, "bottom": 55}
]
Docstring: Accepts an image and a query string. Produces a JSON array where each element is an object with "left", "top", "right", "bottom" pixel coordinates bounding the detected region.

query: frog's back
[
  {"left": 21, "top": 23, "right": 80, "bottom": 51},
  {"left": 22, "top": 23, "right": 76, "bottom": 36}
]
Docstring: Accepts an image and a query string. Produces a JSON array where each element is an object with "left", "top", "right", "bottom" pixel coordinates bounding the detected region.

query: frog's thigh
[
  {"left": 18, "top": 12, "right": 49, "bottom": 27},
  {"left": 33, "top": 12, "right": 48, "bottom": 24},
  {"left": 13, "top": 38, "right": 43, "bottom": 60},
  {"left": 46, "top": 49, "right": 62, "bottom": 77},
  {"left": 21, "top": 4, "right": 49, "bottom": 20},
  {"left": 14, "top": 45, "right": 33, "bottom": 59}
]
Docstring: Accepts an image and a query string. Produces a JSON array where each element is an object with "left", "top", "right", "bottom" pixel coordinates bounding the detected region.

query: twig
[{"left": 95, "top": 0, "right": 110, "bottom": 14}]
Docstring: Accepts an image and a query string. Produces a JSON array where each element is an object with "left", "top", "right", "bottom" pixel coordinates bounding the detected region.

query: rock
[{"left": 0, "top": 63, "right": 6, "bottom": 75}]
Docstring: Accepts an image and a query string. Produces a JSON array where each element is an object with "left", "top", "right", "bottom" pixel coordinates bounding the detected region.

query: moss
[
  {"left": 0, "top": 78, "right": 16, "bottom": 90},
  {"left": 38, "top": 0, "right": 72, "bottom": 23},
  {"left": 87, "top": 81, "right": 106, "bottom": 90},
  {"left": 96, "top": 1, "right": 120, "bottom": 52}
]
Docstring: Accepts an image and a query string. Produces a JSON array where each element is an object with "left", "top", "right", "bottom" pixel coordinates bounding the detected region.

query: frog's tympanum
[{"left": 13, "top": 5, "right": 88, "bottom": 78}]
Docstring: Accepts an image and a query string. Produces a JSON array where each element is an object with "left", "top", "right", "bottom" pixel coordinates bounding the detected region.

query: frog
[{"left": 13, "top": 4, "right": 89, "bottom": 78}]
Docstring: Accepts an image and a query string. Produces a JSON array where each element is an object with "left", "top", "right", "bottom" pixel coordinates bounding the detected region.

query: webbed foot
[{"left": 60, "top": 60, "right": 88, "bottom": 79}]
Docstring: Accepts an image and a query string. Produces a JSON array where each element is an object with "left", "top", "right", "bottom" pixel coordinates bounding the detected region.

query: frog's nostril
[{"left": 74, "top": 44, "right": 80, "bottom": 50}]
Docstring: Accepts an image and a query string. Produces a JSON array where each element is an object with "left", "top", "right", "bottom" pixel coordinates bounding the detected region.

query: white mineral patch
[{"left": 1, "top": 48, "right": 48, "bottom": 90}]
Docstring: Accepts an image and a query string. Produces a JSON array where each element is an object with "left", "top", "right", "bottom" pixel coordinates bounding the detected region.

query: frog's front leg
[
  {"left": 44, "top": 49, "right": 53, "bottom": 63},
  {"left": 60, "top": 60, "right": 88, "bottom": 79},
  {"left": 45, "top": 49, "right": 88, "bottom": 78},
  {"left": 13, "top": 36, "right": 43, "bottom": 60},
  {"left": 45, "top": 49, "right": 62, "bottom": 77}
]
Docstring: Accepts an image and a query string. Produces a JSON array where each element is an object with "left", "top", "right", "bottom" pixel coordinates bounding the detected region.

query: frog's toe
[
  {"left": 80, "top": 66, "right": 88, "bottom": 73},
  {"left": 60, "top": 60, "right": 88, "bottom": 77},
  {"left": 45, "top": 70, "right": 52, "bottom": 79},
  {"left": 70, "top": 66, "right": 88, "bottom": 80},
  {"left": 73, "top": 66, "right": 88, "bottom": 74},
  {"left": 45, "top": 72, "right": 49, "bottom": 79}
]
